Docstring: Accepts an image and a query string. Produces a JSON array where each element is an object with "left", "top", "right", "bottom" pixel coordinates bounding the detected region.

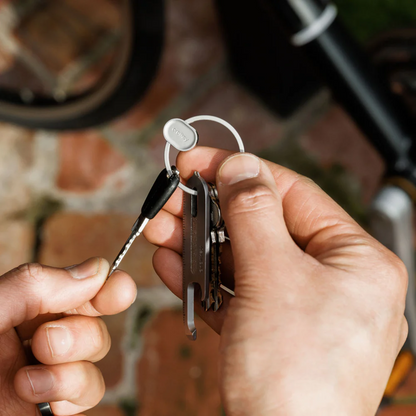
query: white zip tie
[{"left": 291, "top": 4, "right": 338, "bottom": 46}]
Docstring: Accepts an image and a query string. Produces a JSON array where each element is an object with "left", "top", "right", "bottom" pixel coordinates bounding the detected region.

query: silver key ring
[
  {"left": 37, "top": 402, "right": 54, "bottom": 415},
  {"left": 163, "top": 115, "right": 245, "bottom": 195}
]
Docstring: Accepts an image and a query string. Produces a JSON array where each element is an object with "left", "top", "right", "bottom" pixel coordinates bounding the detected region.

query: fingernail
[
  {"left": 65, "top": 257, "right": 100, "bottom": 279},
  {"left": 26, "top": 368, "right": 54, "bottom": 395},
  {"left": 219, "top": 153, "right": 260, "bottom": 185},
  {"left": 46, "top": 326, "right": 72, "bottom": 357}
]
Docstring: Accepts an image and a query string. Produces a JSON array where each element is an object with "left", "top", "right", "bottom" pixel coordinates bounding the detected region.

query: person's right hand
[{"left": 144, "top": 147, "right": 408, "bottom": 416}]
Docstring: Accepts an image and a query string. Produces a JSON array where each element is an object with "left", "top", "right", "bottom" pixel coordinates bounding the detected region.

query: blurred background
[{"left": 0, "top": 0, "right": 415, "bottom": 415}]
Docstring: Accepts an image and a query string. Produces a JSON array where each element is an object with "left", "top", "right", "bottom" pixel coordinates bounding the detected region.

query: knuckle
[
  {"left": 392, "top": 256, "right": 408, "bottom": 286},
  {"left": 388, "top": 255, "right": 408, "bottom": 300},
  {"left": 15, "top": 263, "right": 46, "bottom": 284},
  {"left": 92, "top": 318, "right": 111, "bottom": 356},
  {"left": 227, "top": 185, "right": 277, "bottom": 218},
  {"left": 288, "top": 174, "right": 321, "bottom": 195},
  {"left": 400, "top": 318, "right": 409, "bottom": 348},
  {"left": 299, "top": 175, "right": 320, "bottom": 189},
  {"left": 101, "top": 319, "right": 112, "bottom": 353},
  {"left": 72, "top": 362, "right": 104, "bottom": 404},
  {"left": 372, "top": 249, "right": 408, "bottom": 308},
  {"left": 96, "top": 366, "right": 106, "bottom": 398},
  {"left": 81, "top": 363, "right": 105, "bottom": 404}
]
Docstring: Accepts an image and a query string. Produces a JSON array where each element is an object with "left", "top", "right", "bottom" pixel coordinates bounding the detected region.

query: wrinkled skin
[
  {"left": 0, "top": 146, "right": 408, "bottom": 416},
  {"left": 0, "top": 258, "right": 136, "bottom": 416}
]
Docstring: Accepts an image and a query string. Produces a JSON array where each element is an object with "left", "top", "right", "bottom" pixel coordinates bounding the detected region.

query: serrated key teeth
[{"left": 131, "top": 217, "right": 140, "bottom": 232}]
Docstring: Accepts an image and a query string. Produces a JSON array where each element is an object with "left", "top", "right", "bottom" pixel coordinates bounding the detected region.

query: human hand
[
  {"left": 0, "top": 257, "right": 136, "bottom": 416},
  {"left": 144, "top": 147, "right": 408, "bottom": 416}
]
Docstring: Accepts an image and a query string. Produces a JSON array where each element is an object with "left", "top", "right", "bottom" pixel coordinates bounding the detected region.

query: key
[
  {"left": 108, "top": 167, "right": 180, "bottom": 278},
  {"left": 209, "top": 184, "right": 224, "bottom": 312},
  {"left": 183, "top": 172, "right": 211, "bottom": 340},
  {"left": 182, "top": 173, "right": 226, "bottom": 340}
]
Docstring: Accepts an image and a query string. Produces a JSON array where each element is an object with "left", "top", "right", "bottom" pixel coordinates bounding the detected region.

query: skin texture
[
  {"left": 143, "top": 147, "right": 408, "bottom": 416},
  {"left": 0, "top": 257, "right": 137, "bottom": 416}
]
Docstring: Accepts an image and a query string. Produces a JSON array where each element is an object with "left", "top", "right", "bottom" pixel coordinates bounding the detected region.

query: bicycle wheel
[{"left": 0, "top": 0, "right": 164, "bottom": 130}]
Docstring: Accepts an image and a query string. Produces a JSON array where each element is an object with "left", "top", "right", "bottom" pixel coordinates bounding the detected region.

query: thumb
[
  {"left": 0, "top": 257, "right": 109, "bottom": 335},
  {"left": 217, "top": 153, "right": 299, "bottom": 293}
]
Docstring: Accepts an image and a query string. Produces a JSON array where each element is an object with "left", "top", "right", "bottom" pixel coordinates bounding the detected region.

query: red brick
[
  {"left": 112, "top": 0, "right": 225, "bottom": 132},
  {"left": 165, "top": 0, "right": 224, "bottom": 84},
  {"left": 39, "top": 212, "right": 161, "bottom": 288},
  {"left": 301, "top": 105, "right": 385, "bottom": 203},
  {"left": 378, "top": 405, "right": 416, "bottom": 416},
  {"left": 0, "top": 123, "right": 33, "bottom": 216},
  {"left": 57, "top": 131, "right": 126, "bottom": 192},
  {"left": 394, "top": 367, "right": 416, "bottom": 398},
  {"left": 85, "top": 405, "right": 124, "bottom": 416},
  {"left": 95, "top": 312, "right": 127, "bottom": 389},
  {"left": 137, "top": 309, "right": 221, "bottom": 416},
  {"left": 148, "top": 79, "right": 283, "bottom": 166},
  {"left": 0, "top": 47, "right": 13, "bottom": 74},
  {"left": 0, "top": 220, "right": 34, "bottom": 276},
  {"left": 111, "top": 68, "right": 180, "bottom": 133}
]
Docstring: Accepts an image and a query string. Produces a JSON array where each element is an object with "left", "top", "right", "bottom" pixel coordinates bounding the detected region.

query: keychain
[
  {"left": 37, "top": 115, "right": 245, "bottom": 415},
  {"left": 162, "top": 115, "right": 245, "bottom": 340}
]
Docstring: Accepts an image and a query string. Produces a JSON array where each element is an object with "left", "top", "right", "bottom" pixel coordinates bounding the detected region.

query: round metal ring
[
  {"left": 37, "top": 402, "right": 54, "bottom": 416},
  {"left": 164, "top": 115, "right": 245, "bottom": 195}
]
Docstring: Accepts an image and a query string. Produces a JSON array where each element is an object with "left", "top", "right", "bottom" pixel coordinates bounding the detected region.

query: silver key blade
[{"left": 107, "top": 216, "right": 149, "bottom": 278}]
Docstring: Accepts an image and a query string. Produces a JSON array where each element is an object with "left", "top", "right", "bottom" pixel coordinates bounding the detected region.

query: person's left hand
[{"left": 0, "top": 257, "right": 136, "bottom": 416}]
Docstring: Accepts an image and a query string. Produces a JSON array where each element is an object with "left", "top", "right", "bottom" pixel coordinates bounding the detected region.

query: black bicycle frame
[{"left": 217, "top": 0, "right": 416, "bottom": 187}]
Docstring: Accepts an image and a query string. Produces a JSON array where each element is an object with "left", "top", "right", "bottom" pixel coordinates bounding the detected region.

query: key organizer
[
  {"left": 37, "top": 115, "right": 244, "bottom": 414},
  {"left": 163, "top": 115, "right": 245, "bottom": 340}
]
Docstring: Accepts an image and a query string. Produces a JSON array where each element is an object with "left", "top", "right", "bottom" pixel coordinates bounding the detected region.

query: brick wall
[{"left": 0, "top": 1, "right": 413, "bottom": 415}]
